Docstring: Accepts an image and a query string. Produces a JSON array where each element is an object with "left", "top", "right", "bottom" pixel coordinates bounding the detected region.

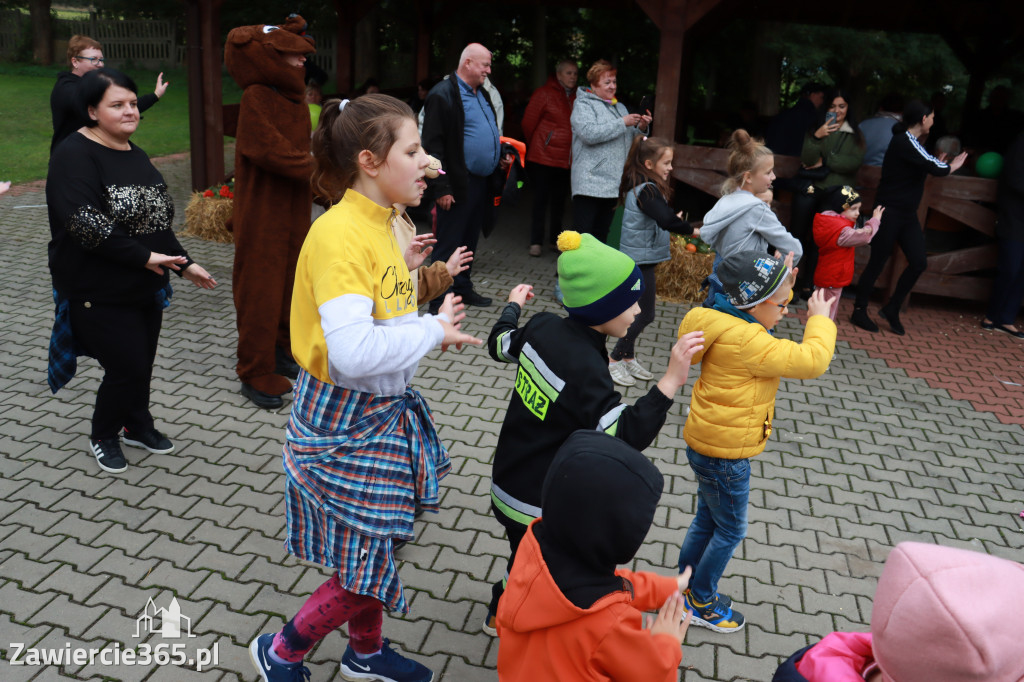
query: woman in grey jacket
[{"left": 570, "top": 60, "right": 651, "bottom": 243}]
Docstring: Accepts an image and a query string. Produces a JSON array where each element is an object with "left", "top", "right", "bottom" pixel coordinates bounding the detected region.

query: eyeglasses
[
  {"left": 76, "top": 55, "right": 105, "bottom": 64},
  {"left": 774, "top": 290, "right": 794, "bottom": 310}
]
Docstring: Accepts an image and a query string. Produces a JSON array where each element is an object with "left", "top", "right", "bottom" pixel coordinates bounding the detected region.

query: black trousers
[
  {"left": 527, "top": 162, "right": 570, "bottom": 246},
  {"left": 431, "top": 173, "right": 493, "bottom": 300},
  {"left": 488, "top": 502, "right": 531, "bottom": 616},
  {"left": 69, "top": 298, "right": 162, "bottom": 441},
  {"left": 854, "top": 207, "right": 927, "bottom": 311},
  {"left": 988, "top": 238, "right": 1024, "bottom": 325},
  {"left": 611, "top": 264, "right": 657, "bottom": 360},
  {"left": 572, "top": 195, "right": 618, "bottom": 244},
  {"left": 789, "top": 187, "right": 822, "bottom": 291}
]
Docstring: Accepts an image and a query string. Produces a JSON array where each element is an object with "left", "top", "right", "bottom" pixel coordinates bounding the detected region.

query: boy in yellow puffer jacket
[{"left": 676, "top": 249, "right": 836, "bottom": 634}]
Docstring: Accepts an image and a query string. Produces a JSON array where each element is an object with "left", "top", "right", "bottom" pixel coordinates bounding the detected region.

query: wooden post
[
  {"left": 184, "top": 0, "right": 224, "bottom": 192},
  {"left": 414, "top": 0, "right": 432, "bottom": 84},
  {"left": 653, "top": 0, "right": 686, "bottom": 142},
  {"left": 334, "top": 0, "right": 356, "bottom": 95}
]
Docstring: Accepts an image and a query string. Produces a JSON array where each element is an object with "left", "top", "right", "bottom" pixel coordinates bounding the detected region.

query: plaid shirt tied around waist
[{"left": 282, "top": 370, "right": 450, "bottom": 611}]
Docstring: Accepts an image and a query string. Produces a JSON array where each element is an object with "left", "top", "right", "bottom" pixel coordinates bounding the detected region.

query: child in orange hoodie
[{"left": 496, "top": 430, "right": 692, "bottom": 682}]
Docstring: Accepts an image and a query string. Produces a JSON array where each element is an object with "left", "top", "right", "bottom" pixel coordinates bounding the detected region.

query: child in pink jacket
[
  {"left": 772, "top": 541, "right": 1024, "bottom": 682},
  {"left": 812, "top": 186, "right": 884, "bottom": 320}
]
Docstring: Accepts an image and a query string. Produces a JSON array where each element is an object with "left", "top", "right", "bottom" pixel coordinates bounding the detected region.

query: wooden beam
[
  {"left": 926, "top": 244, "right": 999, "bottom": 275},
  {"left": 929, "top": 196, "right": 997, "bottom": 236},
  {"left": 653, "top": 0, "right": 687, "bottom": 142},
  {"left": 684, "top": 0, "right": 723, "bottom": 31}
]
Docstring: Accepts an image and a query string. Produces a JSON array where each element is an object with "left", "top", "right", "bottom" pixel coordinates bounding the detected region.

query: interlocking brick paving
[
  {"left": 1, "top": 153, "right": 1022, "bottom": 682},
  {"left": 805, "top": 297, "right": 1024, "bottom": 426}
]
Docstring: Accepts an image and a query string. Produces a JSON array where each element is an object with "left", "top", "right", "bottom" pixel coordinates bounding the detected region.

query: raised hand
[
  {"left": 806, "top": 287, "right": 833, "bottom": 318},
  {"left": 438, "top": 293, "right": 483, "bottom": 351},
  {"left": 404, "top": 232, "right": 437, "bottom": 271},
  {"left": 446, "top": 246, "right": 473, "bottom": 278},
  {"left": 154, "top": 72, "right": 169, "bottom": 98},
  {"left": 508, "top": 284, "right": 535, "bottom": 307}
]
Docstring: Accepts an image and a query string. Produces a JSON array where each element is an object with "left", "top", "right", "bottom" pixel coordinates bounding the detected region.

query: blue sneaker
[
  {"left": 339, "top": 638, "right": 433, "bottom": 682},
  {"left": 683, "top": 591, "right": 745, "bottom": 633},
  {"left": 249, "top": 633, "right": 311, "bottom": 682}
]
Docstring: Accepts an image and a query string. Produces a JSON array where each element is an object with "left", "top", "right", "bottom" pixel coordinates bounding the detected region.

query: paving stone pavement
[{"left": 2, "top": 152, "right": 1023, "bottom": 682}]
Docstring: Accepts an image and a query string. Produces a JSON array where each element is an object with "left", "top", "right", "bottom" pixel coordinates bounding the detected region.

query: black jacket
[
  {"left": 50, "top": 71, "right": 158, "bottom": 155},
  {"left": 876, "top": 128, "right": 952, "bottom": 210},
  {"left": 487, "top": 304, "right": 674, "bottom": 515},
  {"left": 421, "top": 72, "right": 503, "bottom": 202}
]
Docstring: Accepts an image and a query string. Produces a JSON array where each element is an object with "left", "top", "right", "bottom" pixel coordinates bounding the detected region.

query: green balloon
[
  {"left": 309, "top": 103, "right": 322, "bottom": 130},
  {"left": 975, "top": 151, "right": 1003, "bottom": 179}
]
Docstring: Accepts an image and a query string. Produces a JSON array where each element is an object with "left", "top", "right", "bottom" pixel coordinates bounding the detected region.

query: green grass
[{"left": 0, "top": 62, "right": 243, "bottom": 184}]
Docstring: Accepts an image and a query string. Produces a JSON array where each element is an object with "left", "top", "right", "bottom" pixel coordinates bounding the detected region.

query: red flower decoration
[
  {"left": 219, "top": 185, "right": 232, "bottom": 198},
  {"left": 203, "top": 189, "right": 215, "bottom": 197}
]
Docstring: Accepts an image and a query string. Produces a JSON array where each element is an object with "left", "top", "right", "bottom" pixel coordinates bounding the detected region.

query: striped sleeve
[{"left": 488, "top": 302, "right": 524, "bottom": 363}]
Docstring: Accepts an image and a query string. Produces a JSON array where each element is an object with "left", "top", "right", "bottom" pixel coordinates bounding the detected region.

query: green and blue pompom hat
[{"left": 556, "top": 230, "right": 643, "bottom": 325}]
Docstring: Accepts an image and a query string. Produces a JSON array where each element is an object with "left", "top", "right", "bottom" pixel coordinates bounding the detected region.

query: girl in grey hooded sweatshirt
[{"left": 701, "top": 130, "right": 803, "bottom": 307}]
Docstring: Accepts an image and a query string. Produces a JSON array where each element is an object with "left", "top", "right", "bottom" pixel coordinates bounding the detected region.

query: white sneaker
[
  {"left": 609, "top": 361, "right": 635, "bottom": 386},
  {"left": 623, "top": 357, "right": 654, "bottom": 380}
]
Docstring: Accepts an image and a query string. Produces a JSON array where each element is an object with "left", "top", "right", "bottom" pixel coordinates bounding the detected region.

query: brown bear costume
[{"left": 225, "top": 15, "right": 315, "bottom": 408}]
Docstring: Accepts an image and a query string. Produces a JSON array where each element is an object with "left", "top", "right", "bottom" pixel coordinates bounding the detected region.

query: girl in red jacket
[{"left": 812, "top": 186, "right": 884, "bottom": 320}]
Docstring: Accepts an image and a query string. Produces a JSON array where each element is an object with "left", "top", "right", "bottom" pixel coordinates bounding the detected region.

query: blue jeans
[{"left": 677, "top": 447, "right": 750, "bottom": 603}]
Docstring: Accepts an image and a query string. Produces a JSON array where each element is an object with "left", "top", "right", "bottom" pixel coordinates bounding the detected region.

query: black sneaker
[
  {"left": 90, "top": 438, "right": 128, "bottom": 473},
  {"left": 122, "top": 427, "right": 174, "bottom": 455}
]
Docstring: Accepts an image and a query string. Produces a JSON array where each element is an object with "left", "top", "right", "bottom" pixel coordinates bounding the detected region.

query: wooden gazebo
[{"left": 183, "top": 0, "right": 1023, "bottom": 303}]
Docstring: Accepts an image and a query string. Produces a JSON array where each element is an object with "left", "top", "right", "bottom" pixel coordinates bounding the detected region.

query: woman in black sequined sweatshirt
[{"left": 46, "top": 68, "right": 217, "bottom": 474}]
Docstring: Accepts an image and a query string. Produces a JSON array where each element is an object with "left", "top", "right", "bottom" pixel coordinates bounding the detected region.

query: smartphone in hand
[
  {"left": 636, "top": 95, "right": 652, "bottom": 128},
  {"left": 825, "top": 111, "right": 838, "bottom": 126}
]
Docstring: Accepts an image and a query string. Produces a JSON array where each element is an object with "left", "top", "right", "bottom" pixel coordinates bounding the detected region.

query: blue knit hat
[{"left": 557, "top": 231, "right": 643, "bottom": 325}]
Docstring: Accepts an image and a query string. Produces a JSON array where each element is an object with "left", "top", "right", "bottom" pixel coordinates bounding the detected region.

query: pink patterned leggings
[{"left": 271, "top": 573, "right": 383, "bottom": 662}]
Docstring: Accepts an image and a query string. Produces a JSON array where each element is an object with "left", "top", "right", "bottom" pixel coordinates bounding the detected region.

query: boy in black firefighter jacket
[{"left": 482, "top": 230, "right": 704, "bottom": 633}]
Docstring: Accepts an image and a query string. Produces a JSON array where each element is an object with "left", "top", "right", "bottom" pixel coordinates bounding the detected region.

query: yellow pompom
[{"left": 557, "top": 230, "right": 582, "bottom": 252}]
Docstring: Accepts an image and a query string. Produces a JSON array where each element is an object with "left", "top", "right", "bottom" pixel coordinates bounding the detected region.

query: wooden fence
[
  {"left": 0, "top": 12, "right": 177, "bottom": 68},
  {"left": 672, "top": 144, "right": 1000, "bottom": 304},
  {"left": 64, "top": 18, "right": 176, "bottom": 69}
]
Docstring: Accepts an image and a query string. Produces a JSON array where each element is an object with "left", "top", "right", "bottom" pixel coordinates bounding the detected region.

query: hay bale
[
  {"left": 655, "top": 236, "right": 714, "bottom": 304},
  {"left": 181, "top": 193, "right": 234, "bottom": 244}
]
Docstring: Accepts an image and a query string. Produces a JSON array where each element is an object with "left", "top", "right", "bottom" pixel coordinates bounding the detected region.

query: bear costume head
[{"left": 225, "top": 14, "right": 315, "bottom": 101}]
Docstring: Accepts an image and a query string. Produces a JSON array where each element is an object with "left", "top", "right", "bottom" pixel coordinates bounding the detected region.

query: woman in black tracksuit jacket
[{"left": 850, "top": 99, "right": 967, "bottom": 336}]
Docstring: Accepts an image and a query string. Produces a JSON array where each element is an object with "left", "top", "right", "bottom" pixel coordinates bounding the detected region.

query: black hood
[{"left": 533, "top": 430, "right": 664, "bottom": 609}]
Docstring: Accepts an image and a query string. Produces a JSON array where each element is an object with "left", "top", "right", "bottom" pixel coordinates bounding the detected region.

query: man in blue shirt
[{"left": 422, "top": 43, "right": 511, "bottom": 311}]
